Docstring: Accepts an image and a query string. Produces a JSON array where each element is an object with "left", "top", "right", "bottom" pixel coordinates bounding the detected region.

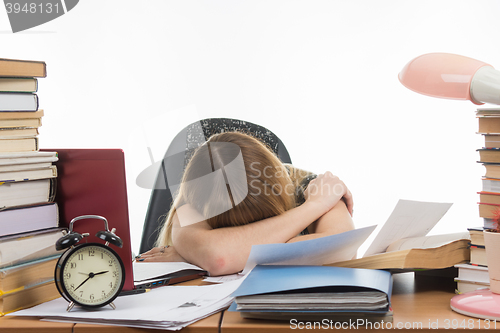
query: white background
[{"left": 1, "top": 0, "right": 498, "bottom": 255}]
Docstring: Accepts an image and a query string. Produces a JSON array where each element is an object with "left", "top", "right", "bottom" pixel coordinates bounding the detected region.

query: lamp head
[{"left": 399, "top": 53, "right": 500, "bottom": 105}]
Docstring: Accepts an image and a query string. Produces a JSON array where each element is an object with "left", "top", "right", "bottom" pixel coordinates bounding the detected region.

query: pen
[{"left": 119, "top": 288, "right": 150, "bottom": 296}]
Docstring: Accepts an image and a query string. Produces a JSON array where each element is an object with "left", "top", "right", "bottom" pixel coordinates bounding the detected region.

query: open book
[
  {"left": 328, "top": 232, "right": 470, "bottom": 270},
  {"left": 241, "top": 200, "right": 469, "bottom": 272}
]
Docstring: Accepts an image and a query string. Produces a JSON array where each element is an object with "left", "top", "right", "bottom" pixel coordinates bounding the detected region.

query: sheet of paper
[
  {"left": 11, "top": 280, "right": 243, "bottom": 330},
  {"left": 363, "top": 199, "right": 453, "bottom": 257},
  {"left": 242, "top": 225, "right": 376, "bottom": 275},
  {"left": 133, "top": 261, "right": 204, "bottom": 282},
  {"left": 203, "top": 273, "right": 243, "bottom": 283}
]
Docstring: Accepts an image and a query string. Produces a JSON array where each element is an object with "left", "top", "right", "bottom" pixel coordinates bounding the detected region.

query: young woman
[{"left": 139, "top": 131, "right": 354, "bottom": 276}]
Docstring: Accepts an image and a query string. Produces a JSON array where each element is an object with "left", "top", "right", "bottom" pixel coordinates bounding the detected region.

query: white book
[
  {"left": 0, "top": 93, "right": 38, "bottom": 111},
  {"left": 0, "top": 165, "right": 57, "bottom": 182},
  {"left": 482, "top": 178, "right": 500, "bottom": 193},
  {"left": 0, "top": 151, "right": 57, "bottom": 166},
  {"left": 0, "top": 228, "right": 65, "bottom": 268},
  {"left": 454, "top": 278, "right": 490, "bottom": 294},
  {"left": 0, "top": 203, "right": 58, "bottom": 237},
  {"left": 0, "top": 178, "right": 54, "bottom": 209},
  {"left": 455, "top": 263, "right": 490, "bottom": 283},
  {"left": 0, "top": 162, "right": 52, "bottom": 172}
]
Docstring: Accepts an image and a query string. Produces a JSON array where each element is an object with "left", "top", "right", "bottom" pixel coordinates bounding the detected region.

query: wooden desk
[
  {"left": 0, "top": 316, "right": 74, "bottom": 333},
  {"left": 220, "top": 272, "right": 498, "bottom": 332},
  {"left": 0, "top": 312, "right": 222, "bottom": 333},
  {"left": 73, "top": 314, "right": 221, "bottom": 333},
  {"left": 1, "top": 278, "right": 222, "bottom": 333},
  {"left": 3, "top": 273, "right": 498, "bottom": 332}
]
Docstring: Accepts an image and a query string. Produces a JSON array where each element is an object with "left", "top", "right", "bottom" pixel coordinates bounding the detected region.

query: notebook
[
  {"left": 229, "top": 265, "right": 393, "bottom": 321},
  {"left": 42, "top": 149, "right": 135, "bottom": 291},
  {"left": 132, "top": 262, "right": 207, "bottom": 290}
]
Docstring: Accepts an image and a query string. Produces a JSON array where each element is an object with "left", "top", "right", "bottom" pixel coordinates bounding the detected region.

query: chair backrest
[{"left": 139, "top": 118, "right": 292, "bottom": 253}]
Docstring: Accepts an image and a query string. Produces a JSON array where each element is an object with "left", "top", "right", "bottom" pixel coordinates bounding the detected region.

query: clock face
[{"left": 57, "top": 243, "right": 125, "bottom": 307}]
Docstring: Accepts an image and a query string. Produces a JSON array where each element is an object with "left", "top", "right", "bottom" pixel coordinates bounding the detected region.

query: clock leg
[
  {"left": 66, "top": 302, "right": 75, "bottom": 312},
  {"left": 109, "top": 302, "right": 116, "bottom": 310}
]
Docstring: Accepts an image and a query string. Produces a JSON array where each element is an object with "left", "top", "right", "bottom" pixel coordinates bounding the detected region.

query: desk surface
[
  {"left": 1, "top": 272, "right": 496, "bottom": 332},
  {"left": 0, "top": 278, "right": 222, "bottom": 333}
]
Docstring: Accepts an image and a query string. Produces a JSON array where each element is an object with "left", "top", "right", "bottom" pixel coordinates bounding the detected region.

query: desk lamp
[
  {"left": 399, "top": 52, "right": 500, "bottom": 105},
  {"left": 399, "top": 52, "right": 500, "bottom": 320}
]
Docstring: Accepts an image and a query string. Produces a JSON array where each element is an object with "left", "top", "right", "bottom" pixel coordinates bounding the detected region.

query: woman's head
[
  {"left": 183, "top": 131, "right": 296, "bottom": 228},
  {"left": 157, "top": 131, "right": 296, "bottom": 245}
]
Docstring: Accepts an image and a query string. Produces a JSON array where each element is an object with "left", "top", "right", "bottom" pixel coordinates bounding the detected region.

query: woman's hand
[
  {"left": 304, "top": 172, "right": 353, "bottom": 216},
  {"left": 137, "top": 245, "right": 186, "bottom": 262}
]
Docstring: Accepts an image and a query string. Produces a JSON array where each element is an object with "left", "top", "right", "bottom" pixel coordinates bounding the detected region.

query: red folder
[{"left": 42, "top": 149, "right": 134, "bottom": 291}]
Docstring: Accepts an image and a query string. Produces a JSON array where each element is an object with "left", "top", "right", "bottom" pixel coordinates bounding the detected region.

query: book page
[
  {"left": 363, "top": 200, "right": 453, "bottom": 257},
  {"left": 385, "top": 231, "right": 470, "bottom": 252}
]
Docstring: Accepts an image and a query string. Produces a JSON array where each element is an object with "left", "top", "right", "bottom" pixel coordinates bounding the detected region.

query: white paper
[
  {"left": 242, "top": 225, "right": 376, "bottom": 274},
  {"left": 133, "top": 262, "right": 204, "bottom": 282},
  {"left": 10, "top": 280, "right": 243, "bottom": 330},
  {"left": 203, "top": 273, "right": 243, "bottom": 283},
  {"left": 363, "top": 199, "right": 453, "bottom": 257}
]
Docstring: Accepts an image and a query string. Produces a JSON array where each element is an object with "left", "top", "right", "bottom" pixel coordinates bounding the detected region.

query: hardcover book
[
  {"left": 0, "top": 58, "right": 46, "bottom": 78},
  {"left": 0, "top": 93, "right": 38, "bottom": 111},
  {"left": 329, "top": 232, "right": 470, "bottom": 270},
  {"left": 0, "top": 78, "right": 37, "bottom": 93}
]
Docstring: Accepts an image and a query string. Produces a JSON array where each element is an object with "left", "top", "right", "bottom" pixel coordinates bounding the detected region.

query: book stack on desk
[
  {"left": 0, "top": 58, "right": 46, "bottom": 153},
  {"left": 0, "top": 58, "right": 63, "bottom": 316},
  {"left": 230, "top": 265, "right": 393, "bottom": 323},
  {"left": 0, "top": 59, "right": 57, "bottom": 207},
  {"left": 457, "top": 108, "right": 500, "bottom": 294},
  {"left": 476, "top": 108, "right": 500, "bottom": 229},
  {"left": 454, "top": 228, "right": 490, "bottom": 294}
]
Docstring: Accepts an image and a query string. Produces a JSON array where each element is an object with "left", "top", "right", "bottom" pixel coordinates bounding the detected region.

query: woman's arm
[
  {"left": 172, "top": 172, "right": 349, "bottom": 276},
  {"left": 170, "top": 199, "right": 327, "bottom": 276},
  {"left": 286, "top": 200, "right": 354, "bottom": 243},
  {"left": 138, "top": 199, "right": 353, "bottom": 264},
  {"left": 140, "top": 172, "right": 351, "bottom": 276}
]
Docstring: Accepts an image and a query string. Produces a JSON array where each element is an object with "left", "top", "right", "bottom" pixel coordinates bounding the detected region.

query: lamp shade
[{"left": 399, "top": 53, "right": 500, "bottom": 105}]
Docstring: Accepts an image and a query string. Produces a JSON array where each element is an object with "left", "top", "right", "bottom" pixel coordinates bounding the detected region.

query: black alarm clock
[{"left": 54, "top": 215, "right": 126, "bottom": 312}]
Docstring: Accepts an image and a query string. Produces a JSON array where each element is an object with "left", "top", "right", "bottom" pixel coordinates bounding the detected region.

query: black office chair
[{"left": 139, "top": 118, "right": 292, "bottom": 254}]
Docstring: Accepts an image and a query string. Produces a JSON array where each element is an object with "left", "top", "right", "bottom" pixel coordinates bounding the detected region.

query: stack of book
[
  {"left": 454, "top": 108, "right": 500, "bottom": 294},
  {"left": 477, "top": 108, "right": 500, "bottom": 229},
  {"left": 0, "top": 58, "right": 63, "bottom": 316},
  {"left": 454, "top": 228, "right": 489, "bottom": 293}
]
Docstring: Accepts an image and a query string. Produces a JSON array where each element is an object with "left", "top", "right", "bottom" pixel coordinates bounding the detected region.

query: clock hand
[
  {"left": 73, "top": 271, "right": 108, "bottom": 292},
  {"left": 74, "top": 276, "right": 91, "bottom": 292}
]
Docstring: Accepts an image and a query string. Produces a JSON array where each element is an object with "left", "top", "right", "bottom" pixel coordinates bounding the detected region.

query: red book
[{"left": 42, "top": 149, "right": 134, "bottom": 291}]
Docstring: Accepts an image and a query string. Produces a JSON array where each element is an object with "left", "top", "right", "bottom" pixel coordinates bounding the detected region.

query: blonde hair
[{"left": 156, "top": 131, "right": 307, "bottom": 246}]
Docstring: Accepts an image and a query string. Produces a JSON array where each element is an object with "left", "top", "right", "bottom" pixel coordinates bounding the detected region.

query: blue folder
[{"left": 229, "top": 265, "right": 392, "bottom": 314}]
